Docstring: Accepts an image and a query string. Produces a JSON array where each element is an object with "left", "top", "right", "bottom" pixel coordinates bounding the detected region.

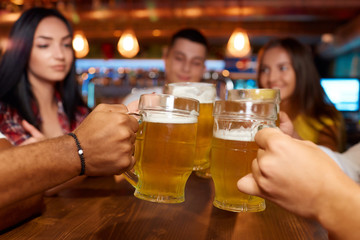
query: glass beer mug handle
[
  {"left": 251, "top": 122, "right": 277, "bottom": 139},
  {"left": 123, "top": 169, "right": 138, "bottom": 188},
  {"left": 127, "top": 112, "right": 142, "bottom": 123},
  {"left": 123, "top": 112, "right": 142, "bottom": 188}
]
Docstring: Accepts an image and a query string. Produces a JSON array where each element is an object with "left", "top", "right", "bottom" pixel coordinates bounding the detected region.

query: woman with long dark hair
[
  {"left": 0, "top": 7, "right": 89, "bottom": 145},
  {"left": 257, "top": 37, "right": 345, "bottom": 151}
]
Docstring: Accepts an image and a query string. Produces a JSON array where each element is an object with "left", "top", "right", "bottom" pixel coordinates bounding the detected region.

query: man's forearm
[
  {"left": 0, "top": 135, "right": 80, "bottom": 208},
  {"left": 0, "top": 194, "right": 43, "bottom": 231},
  {"left": 316, "top": 176, "right": 360, "bottom": 240}
]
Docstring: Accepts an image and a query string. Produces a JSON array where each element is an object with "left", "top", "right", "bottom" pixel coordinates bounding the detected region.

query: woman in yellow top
[{"left": 257, "top": 37, "right": 344, "bottom": 152}]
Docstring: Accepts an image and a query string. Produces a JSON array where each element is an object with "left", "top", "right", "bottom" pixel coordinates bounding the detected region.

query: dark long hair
[
  {"left": 0, "top": 7, "right": 87, "bottom": 129},
  {"left": 257, "top": 37, "right": 344, "bottom": 149}
]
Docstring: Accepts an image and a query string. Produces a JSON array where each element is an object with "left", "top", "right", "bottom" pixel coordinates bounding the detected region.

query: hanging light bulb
[
  {"left": 226, "top": 28, "right": 251, "bottom": 58},
  {"left": 72, "top": 31, "right": 89, "bottom": 58},
  {"left": 117, "top": 29, "right": 139, "bottom": 58}
]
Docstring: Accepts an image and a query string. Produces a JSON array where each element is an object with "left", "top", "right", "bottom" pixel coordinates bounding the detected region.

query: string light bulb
[
  {"left": 117, "top": 29, "right": 139, "bottom": 58},
  {"left": 72, "top": 31, "right": 89, "bottom": 58},
  {"left": 226, "top": 28, "right": 251, "bottom": 57}
]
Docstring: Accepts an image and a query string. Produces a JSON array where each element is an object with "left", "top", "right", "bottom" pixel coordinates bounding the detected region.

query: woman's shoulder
[{"left": 295, "top": 114, "right": 338, "bottom": 128}]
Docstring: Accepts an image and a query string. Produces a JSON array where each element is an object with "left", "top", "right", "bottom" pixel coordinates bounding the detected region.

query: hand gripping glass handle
[
  {"left": 127, "top": 112, "right": 142, "bottom": 124},
  {"left": 250, "top": 122, "right": 278, "bottom": 140},
  {"left": 123, "top": 112, "right": 142, "bottom": 188}
]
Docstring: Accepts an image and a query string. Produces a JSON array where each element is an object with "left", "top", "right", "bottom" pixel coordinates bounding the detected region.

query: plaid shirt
[{"left": 0, "top": 95, "right": 89, "bottom": 146}]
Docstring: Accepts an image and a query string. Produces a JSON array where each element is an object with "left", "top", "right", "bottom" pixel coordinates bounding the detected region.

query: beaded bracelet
[{"left": 67, "top": 132, "right": 85, "bottom": 176}]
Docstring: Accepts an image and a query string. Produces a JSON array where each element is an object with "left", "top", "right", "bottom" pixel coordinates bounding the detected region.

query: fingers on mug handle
[
  {"left": 251, "top": 122, "right": 277, "bottom": 140},
  {"left": 127, "top": 112, "right": 142, "bottom": 124}
]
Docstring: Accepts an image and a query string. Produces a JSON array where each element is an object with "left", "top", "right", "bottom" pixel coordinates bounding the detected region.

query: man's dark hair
[{"left": 169, "top": 28, "right": 209, "bottom": 53}]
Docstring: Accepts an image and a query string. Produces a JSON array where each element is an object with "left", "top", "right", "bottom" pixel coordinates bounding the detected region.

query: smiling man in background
[{"left": 122, "top": 28, "right": 209, "bottom": 105}]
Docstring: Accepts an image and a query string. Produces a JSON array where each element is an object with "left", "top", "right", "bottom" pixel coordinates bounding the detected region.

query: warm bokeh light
[
  {"left": 225, "top": 7, "right": 254, "bottom": 16},
  {"left": 183, "top": 8, "right": 202, "bottom": 17},
  {"left": 133, "top": 9, "right": 148, "bottom": 18},
  {"left": 73, "top": 31, "right": 89, "bottom": 58},
  {"left": 0, "top": 12, "right": 21, "bottom": 23},
  {"left": 222, "top": 70, "right": 230, "bottom": 77},
  {"left": 152, "top": 29, "right": 161, "bottom": 37},
  {"left": 321, "top": 33, "right": 334, "bottom": 43},
  {"left": 88, "top": 67, "right": 96, "bottom": 74},
  {"left": 10, "top": 0, "right": 23, "bottom": 5},
  {"left": 87, "top": 9, "right": 114, "bottom": 20},
  {"left": 117, "top": 29, "right": 139, "bottom": 58},
  {"left": 81, "top": 72, "right": 88, "bottom": 80},
  {"left": 226, "top": 28, "right": 251, "bottom": 58},
  {"left": 236, "top": 60, "right": 245, "bottom": 69}
]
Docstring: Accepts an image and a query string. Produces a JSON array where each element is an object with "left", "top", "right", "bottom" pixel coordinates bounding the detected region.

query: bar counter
[{"left": 0, "top": 174, "right": 328, "bottom": 239}]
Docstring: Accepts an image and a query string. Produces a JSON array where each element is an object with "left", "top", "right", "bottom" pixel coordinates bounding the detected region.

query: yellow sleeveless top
[{"left": 293, "top": 114, "right": 337, "bottom": 144}]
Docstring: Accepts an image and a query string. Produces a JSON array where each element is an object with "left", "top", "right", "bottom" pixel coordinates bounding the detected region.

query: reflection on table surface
[{"left": 0, "top": 173, "right": 328, "bottom": 240}]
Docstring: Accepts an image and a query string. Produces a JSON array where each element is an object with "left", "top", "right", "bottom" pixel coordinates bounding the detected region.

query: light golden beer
[
  {"left": 165, "top": 82, "right": 216, "bottom": 170},
  {"left": 194, "top": 102, "right": 214, "bottom": 170},
  {"left": 210, "top": 130, "right": 265, "bottom": 212},
  {"left": 210, "top": 97, "right": 278, "bottom": 212},
  {"left": 133, "top": 114, "right": 197, "bottom": 203}
]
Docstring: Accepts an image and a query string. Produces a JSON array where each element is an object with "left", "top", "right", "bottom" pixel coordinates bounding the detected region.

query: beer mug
[
  {"left": 124, "top": 94, "right": 199, "bottom": 203},
  {"left": 165, "top": 82, "right": 216, "bottom": 171},
  {"left": 228, "top": 88, "right": 281, "bottom": 125},
  {"left": 211, "top": 89, "right": 279, "bottom": 212}
]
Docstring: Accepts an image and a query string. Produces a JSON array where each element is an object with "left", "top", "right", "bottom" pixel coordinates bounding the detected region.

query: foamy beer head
[
  {"left": 141, "top": 111, "right": 198, "bottom": 124},
  {"left": 213, "top": 127, "right": 253, "bottom": 141},
  {"left": 165, "top": 82, "right": 216, "bottom": 103}
]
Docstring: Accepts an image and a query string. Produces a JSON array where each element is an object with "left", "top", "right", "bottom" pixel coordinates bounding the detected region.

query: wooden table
[{"left": 0, "top": 174, "right": 328, "bottom": 240}]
